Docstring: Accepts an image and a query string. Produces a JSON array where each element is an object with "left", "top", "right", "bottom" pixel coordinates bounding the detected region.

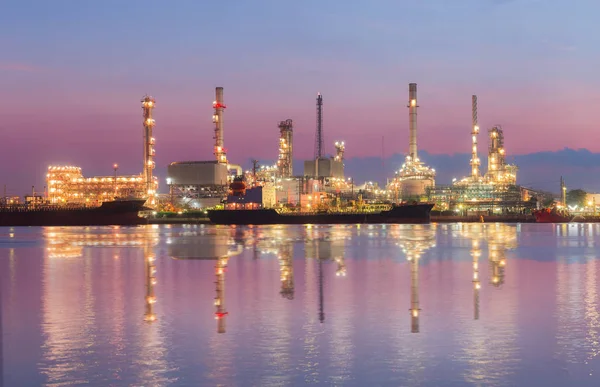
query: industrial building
[
  {"left": 427, "top": 95, "right": 531, "bottom": 213},
  {"left": 166, "top": 87, "right": 242, "bottom": 209},
  {"left": 46, "top": 165, "right": 157, "bottom": 205},
  {"left": 46, "top": 96, "right": 159, "bottom": 206},
  {"left": 387, "top": 83, "right": 436, "bottom": 200}
]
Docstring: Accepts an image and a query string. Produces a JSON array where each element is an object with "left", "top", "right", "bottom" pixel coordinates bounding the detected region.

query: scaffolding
[
  {"left": 47, "top": 166, "right": 157, "bottom": 205},
  {"left": 427, "top": 183, "right": 534, "bottom": 213},
  {"left": 277, "top": 119, "right": 293, "bottom": 178}
]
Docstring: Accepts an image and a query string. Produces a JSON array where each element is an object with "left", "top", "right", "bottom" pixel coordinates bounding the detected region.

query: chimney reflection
[
  {"left": 144, "top": 243, "right": 158, "bottom": 323},
  {"left": 396, "top": 225, "right": 437, "bottom": 333},
  {"left": 168, "top": 228, "right": 244, "bottom": 334},
  {"left": 459, "top": 223, "right": 518, "bottom": 320},
  {"left": 215, "top": 257, "right": 229, "bottom": 334},
  {"left": 459, "top": 224, "right": 485, "bottom": 321}
]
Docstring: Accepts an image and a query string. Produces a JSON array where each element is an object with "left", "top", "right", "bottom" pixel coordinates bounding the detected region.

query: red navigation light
[
  {"left": 215, "top": 312, "right": 229, "bottom": 319},
  {"left": 213, "top": 102, "right": 227, "bottom": 109}
]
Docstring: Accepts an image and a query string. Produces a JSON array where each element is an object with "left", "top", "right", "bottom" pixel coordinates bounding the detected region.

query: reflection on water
[{"left": 3, "top": 224, "right": 600, "bottom": 385}]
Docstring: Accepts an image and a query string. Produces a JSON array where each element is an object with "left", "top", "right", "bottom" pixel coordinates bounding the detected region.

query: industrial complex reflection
[
  {"left": 168, "top": 228, "right": 245, "bottom": 334},
  {"left": 43, "top": 228, "right": 160, "bottom": 324},
  {"left": 167, "top": 225, "right": 349, "bottom": 330},
  {"left": 395, "top": 225, "right": 437, "bottom": 333},
  {"left": 457, "top": 223, "right": 518, "bottom": 321}
]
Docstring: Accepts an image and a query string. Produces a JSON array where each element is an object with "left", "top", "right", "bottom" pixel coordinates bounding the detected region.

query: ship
[
  {"left": 207, "top": 202, "right": 434, "bottom": 225},
  {"left": 532, "top": 207, "right": 573, "bottom": 223},
  {"left": 0, "top": 198, "right": 149, "bottom": 227}
]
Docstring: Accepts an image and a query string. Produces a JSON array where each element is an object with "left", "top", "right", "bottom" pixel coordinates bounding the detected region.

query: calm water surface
[{"left": 1, "top": 223, "right": 600, "bottom": 386}]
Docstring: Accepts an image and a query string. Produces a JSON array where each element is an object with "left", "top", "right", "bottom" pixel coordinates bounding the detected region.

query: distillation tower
[
  {"left": 142, "top": 95, "right": 157, "bottom": 206},
  {"left": 486, "top": 126, "right": 517, "bottom": 184},
  {"left": 213, "top": 87, "right": 227, "bottom": 164},
  {"left": 391, "top": 83, "right": 436, "bottom": 200},
  {"left": 277, "top": 119, "right": 293, "bottom": 178}
]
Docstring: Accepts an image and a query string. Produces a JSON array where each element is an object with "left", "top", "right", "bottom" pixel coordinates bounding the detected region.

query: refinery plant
[
  {"left": 426, "top": 95, "right": 532, "bottom": 214},
  {"left": 10, "top": 80, "right": 555, "bottom": 217},
  {"left": 386, "top": 83, "right": 436, "bottom": 201},
  {"left": 45, "top": 96, "right": 159, "bottom": 207}
]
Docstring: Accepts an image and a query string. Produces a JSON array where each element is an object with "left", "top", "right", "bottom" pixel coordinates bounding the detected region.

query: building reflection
[
  {"left": 40, "top": 227, "right": 169, "bottom": 384},
  {"left": 396, "top": 225, "right": 437, "bottom": 333},
  {"left": 457, "top": 223, "right": 517, "bottom": 320},
  {"left": 43, "top": 228, "right": 160, "bottom": 323},
  {"left": 168, "top": 228, "right": 243, "bottom": 334},
  {"left": 278, "top": 242, "right": 294, "bottom": 300},
  {"left": 144, "top": 242, "right": 157, "bottom": 323},
  {"left": 304, "top": 227, "right": 348, "bottom": 323},
  {"left": 0, "top": 273, "right": 4, "bottom": 387}
]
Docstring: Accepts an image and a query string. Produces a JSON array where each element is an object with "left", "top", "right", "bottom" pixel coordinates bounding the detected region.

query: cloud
[{"left": 0, "top": 62, "right": 42, "bottom": 72}]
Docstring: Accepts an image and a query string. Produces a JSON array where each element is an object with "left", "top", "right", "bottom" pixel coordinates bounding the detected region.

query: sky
[{"left": 1, "top": 0, "right": 599, "bottom": 195}]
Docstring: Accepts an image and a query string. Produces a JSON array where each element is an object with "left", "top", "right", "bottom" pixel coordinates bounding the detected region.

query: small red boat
[{"left": 533, "top": 207, "right": 573, "bottom": 223}]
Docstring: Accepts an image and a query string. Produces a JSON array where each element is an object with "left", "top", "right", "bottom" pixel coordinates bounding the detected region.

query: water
[{"left": 1, "top": 223, "right": 600, "bottom": 386}]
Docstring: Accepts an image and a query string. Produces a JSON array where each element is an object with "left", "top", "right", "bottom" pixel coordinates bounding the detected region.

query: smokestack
[
  {"left": 408, "top": 83, "right": 418, "bottom": 159},
  {"left": 471, "top": 95, "right": 480, "bottom": 179},
  {"left": 213, "top": 87, "right": 227, "bottom": 164},
  {"left": 315, "top": 93, "right": 323, "bottom": 160}
]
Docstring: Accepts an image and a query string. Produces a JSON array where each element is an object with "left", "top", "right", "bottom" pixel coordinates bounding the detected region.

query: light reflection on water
[{"left": 1, "top": 224, "right": 600, "bottom": 386}]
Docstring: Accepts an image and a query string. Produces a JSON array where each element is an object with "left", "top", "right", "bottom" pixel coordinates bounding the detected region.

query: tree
[{"left": 566, "top": 189, "right": 587, "bottom": 208}]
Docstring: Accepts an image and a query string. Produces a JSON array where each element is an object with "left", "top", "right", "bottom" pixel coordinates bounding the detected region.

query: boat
[
  {"left": 207, "top": 202, "right": 434, "bottom": 225},
  {"left": 0, "top": 198, "right": 149, "bottom": 227},
  {"left": 532, "top": 207, "right": 573, "bottom": 223}
]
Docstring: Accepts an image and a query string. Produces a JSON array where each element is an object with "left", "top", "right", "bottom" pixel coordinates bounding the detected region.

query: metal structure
[
  {"left": 334, "top": 141, "right": 345, "bottom": 162},
  {"left": 387, "top": 83, "right": 436, "bottom": 200},
  {"left": 213, "top": 87, "right": 227, "bottom": 164},
  {"left": 277, "top": 119, "right": 293, "bottom": 178},
  {"left": 484, "top": 125, "right": 517, "bottom": 184},
  {"left": 315, "top": 93, "right": 323, "bottom": 160},
  {"left": 470, "top": 95, "right": 481, "bottom": 179},
  {"left": 141, "top": 95, "right": 156, "bottom": 206},
  {"left": 408, "top": 83, "right": 418, "bottom": 159},
  {"left": 427, "top": 183, "right": 533, "bottom": 213},
  {"left": 47, "top": 166, "right": 155, "bottom": 205}
]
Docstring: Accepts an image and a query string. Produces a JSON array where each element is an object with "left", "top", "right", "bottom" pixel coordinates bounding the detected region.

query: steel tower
[
  {"left": 213, "top": 87, "right": 227, "bottom": 164},
  {"left": 141, "top": 95, "right": 156, "bottom": 205},
  {"left": 315, "top": 93, "right": 323, "bottom": 160}
]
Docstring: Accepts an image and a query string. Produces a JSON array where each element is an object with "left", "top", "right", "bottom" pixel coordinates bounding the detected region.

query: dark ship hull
[
  {"left": 0, "top": 199, "right": 149, "bottom": 227},
  {"left": 208, "top": 203, "right": 434, "bottom": 225}
]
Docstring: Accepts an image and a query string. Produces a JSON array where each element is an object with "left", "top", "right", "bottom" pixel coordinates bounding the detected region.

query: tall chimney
[
  {"left": 213, "top": 87, "right": 227, "bottom": 164},
  {"left": 408, "top": 83, "right": 418, "bottom": 159},
  {"left": 470, "top": 95, "right": 480, "bottom": 179}
]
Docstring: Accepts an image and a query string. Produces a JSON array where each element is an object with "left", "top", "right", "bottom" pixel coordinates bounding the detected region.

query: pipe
[{"left": 227, "top": 163, "right": 242, "bottom": 176}]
